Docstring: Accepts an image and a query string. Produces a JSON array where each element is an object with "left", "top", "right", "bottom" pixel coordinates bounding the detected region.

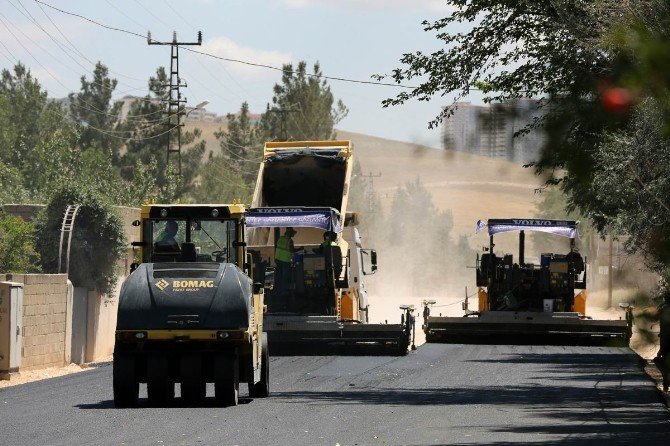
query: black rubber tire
[
  {"left": 147, "top": 354, "right": 174, "bottom": 406},
  {"left": 180, "top": 354, "right": 205, "bottom": 405},
  {"left": 214, "top": 353, "right": 239, "bottom": 407},
  {"left": 249, "top": 334, "right": 269, "bottom": 398},
  {"left": 113, "top": 353, "right": 139, "bottom": 408}
]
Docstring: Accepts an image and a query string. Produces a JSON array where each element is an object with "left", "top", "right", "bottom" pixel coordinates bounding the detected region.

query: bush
[
  {"left": 34, "top": 186, "right": 126, "bottom": 294},
  {"left": 0, "top": 211, "right": 40, "bottom": 273}
]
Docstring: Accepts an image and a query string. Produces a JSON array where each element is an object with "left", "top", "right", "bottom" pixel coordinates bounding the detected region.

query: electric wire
[
  {"left": 35, "top": 0, "right": 417, "bottom": 89},
  {"left": 104, "top": 0, "right": 146, "bottom": 34},
  {"left": 35, "top": 0, "right": 146, "bottom": 83},
  {"left": 165, "top": 3, "right": 250, "bottom": 97},
  {"left": 0, "top": 7, "right": 161, "bottom": 123},
  {"left": 133, "top": 0, "right": 172, "bottom": 31},
  {"left": 10, "top": 0, "right": 146, "bottom": 96},
  {"left": 0, "top": 19, "right": 175, "bottom": 141}
]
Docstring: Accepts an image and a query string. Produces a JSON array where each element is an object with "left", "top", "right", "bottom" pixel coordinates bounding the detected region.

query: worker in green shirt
[{"left": 274, "top": 227, "right": 297, "bottom": 296}]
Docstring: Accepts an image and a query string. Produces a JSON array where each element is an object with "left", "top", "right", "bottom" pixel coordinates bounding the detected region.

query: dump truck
[
  {"left": 423, "top": 218, "right": 631, "bottom": 345},
  {"left": 247, "top": 140, "right": 415, "bottom": 355},
  {"left": 114, "top": 204, "right": 270, "bottom": 407}
]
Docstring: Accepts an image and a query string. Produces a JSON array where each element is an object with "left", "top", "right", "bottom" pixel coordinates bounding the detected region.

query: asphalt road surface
[{"left": 1, "top": 344, "right": 669, "bottom": 445}]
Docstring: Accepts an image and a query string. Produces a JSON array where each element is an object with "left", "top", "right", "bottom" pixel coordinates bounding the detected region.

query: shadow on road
[
  {"left": 272, "top": 380, "right": 670, "bottom": 443},
  {"left": 75, "top": 397, "right": 253, "bottom": 409},
  {"left": 464, "top": 351, "right": 636, "bottom": 369}
]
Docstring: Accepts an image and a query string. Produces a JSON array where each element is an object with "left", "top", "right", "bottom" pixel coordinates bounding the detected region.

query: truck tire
[
  {"left": 180, "top": 354, "right": 205, "bottom": 405},
  {"left": 113, "top": 353, "right": 139, "bottom": 408},
  {"left": 249, "top": 333, "right": 269, "bottom": 398},
  {"left": 147, "top": 354, "right": 174, "bottom": 406},
  {"left": 214, "top": 353, "right": 239, "bottom": 407}
]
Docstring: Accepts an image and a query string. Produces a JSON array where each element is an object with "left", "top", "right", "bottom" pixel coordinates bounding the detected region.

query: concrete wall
[
  {"left": 1, "top": 205, "right": 141, "bottom": 367},
  {"left": 0, "top": 204, "right": 44, "bottom": 222},
  {"left": 85, "top": 286, "right": 120, "bottom": 363},
  {"left": 0, "top": 274, "right": 69, "bottom": 370}
]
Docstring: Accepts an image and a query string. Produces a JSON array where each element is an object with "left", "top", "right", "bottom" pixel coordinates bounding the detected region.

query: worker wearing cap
[
  {"left": 316, "top": 231, "right": 338, "bottom": 252},
  {"left": 155, "top": 220, "right": 180, "bottom": 252},
  {"left": 274, "top": 227, "right": 297, "bottom": 296},
  {"left": 316, "top": 230, "right": 342, "bottom": 284}
]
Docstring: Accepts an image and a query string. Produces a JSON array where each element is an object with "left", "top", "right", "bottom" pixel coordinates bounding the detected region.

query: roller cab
[{"left": 113, "top": 204, "right": 269, "bottom": 408}]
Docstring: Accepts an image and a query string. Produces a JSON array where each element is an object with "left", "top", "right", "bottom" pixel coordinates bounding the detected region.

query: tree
[
  {"left": 382, "top": 177, "right": 473, "bottom": 294},
  {"left": 34, "top": 186, "right": 125, "bottom": 294},
  {"left": 0, "top": 62, "right": 67, "bottom": 169},
  {"left": 214, "top": 102, "right": 264, "bottom": 184},
  {"left": 348, "top": 159, "right": 383, "bottom": 246},
  {"left": 381, "top": 0, "right": 670, "bottom": 276},
  {"left": 380, "top": 1, "right": 661, "bottom": 202},
  {"left": 190, "top": 154, "right": 253, "bottom": 204},
  {"left": 0, "top": 211, "right": 40, "bottom": 273},
  {"left": 591, "top": 98, "right": 670, "bottom": 276},
  {"left": 114, "top": 67, "right": 205, "bottom": 201},
  {"left": 265, "top": 61, "right": 348, "bottom": 141},
  {"left": 0, "top": 162, "right": 29, "bottom": 203},
  {"left": 69, "top": 62, "right": 123, "bottom": 157}
]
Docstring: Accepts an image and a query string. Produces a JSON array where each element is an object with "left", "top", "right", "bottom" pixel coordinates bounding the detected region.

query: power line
[
  {"left": 12, "top": 0, "right": 147, "bottom": 94},
  {"left": 0, "top": 19, "right": 174, "bottom": 142},
  {"left": 35, "top": 0, "right": 145, "bottom": 39},
  {"left": 35, "top": 0, "right": 417, "bottom": 90},
  {"left": 0, "top": 8, "right": 154, "bottom": 123},
  {"left": 133, "top": 0, "right": 172, "bottom": 31}
]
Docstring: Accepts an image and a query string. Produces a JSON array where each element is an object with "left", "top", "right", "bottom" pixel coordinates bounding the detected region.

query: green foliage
[
  {"left": 381, "top": 0, "right": 670, "bottom": 277},
  {"left": 592, "top": 98, "right": 670, "bottom": 272},
  {"left": 114, "top": 67, "right": 205, "bottom": 201},
  {"left": 190, "top": 155, "right": 253, "bottom": 204},
  {"left": 265, "top": 61, "right": 348, "bottom": 141},
  {"left": 0, "top": 211, "right": 40, "bottom": 273},
  {"left": 0, "top": 62, "right": 68, "bottom": 170},
  {"left": 214, "top": 102, "right": 264, "bottom": 184},
  {"left": 34, "top": 186, "right": 126, "bottom": 294},
  {"left": 0, "top": 162, "right": 29, "bottom": 203},
  {"left": 69, "top": 62, "right": 123, "bottom": 156},
  {"left": 383, "top": 177, "right": 474, "bottom": 293}
]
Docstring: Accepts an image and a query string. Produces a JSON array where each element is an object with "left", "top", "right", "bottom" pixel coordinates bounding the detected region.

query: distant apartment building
[
  {"left": 183, "top": 107, "right": 223, "bottom": 123},
  {"left": 442, "top": 99, "right": 545, "bottom": 164},
  {"left": 118, "top": 95, "right": 225, "bottom": 123}
]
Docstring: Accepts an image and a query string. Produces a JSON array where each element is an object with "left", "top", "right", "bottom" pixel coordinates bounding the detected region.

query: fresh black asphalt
[{"left": 1, "top": 344, "right": 668, "bottom": 445}]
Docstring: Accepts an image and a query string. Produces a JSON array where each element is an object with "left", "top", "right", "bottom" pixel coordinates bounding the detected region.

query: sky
[{"left": 0, "top": 0, "right": 485, "bottom": 148}]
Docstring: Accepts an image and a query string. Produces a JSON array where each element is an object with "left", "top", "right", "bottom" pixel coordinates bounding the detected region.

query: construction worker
[
  {"left": 155, "top": 220, "right": 180, "bottom": 252},
  {"left": 316, "top": 231, "right": 338, "bottom": 253},
  {"left": 656, "top": 292, "right": 670, "bottom": 391},
  {"left": 274, "top": 227, "right": 297, "bottom": 296}
]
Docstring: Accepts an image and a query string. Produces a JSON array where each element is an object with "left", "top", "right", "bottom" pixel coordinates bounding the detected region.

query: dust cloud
[{"left": 346, "top": 131, "right": 660, "bottom": 349}]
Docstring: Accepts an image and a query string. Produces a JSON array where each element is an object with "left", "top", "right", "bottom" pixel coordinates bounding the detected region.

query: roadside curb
[
  {"left": 637, "top": 355, "right": 669, "bottom": 408},
  {"left": 82, "top": 360, "right": 112, "bottom": 369}
]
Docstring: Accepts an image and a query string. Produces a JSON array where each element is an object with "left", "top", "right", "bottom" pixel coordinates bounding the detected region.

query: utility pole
[
  {"left": 147, "top": 31, "right": 202, "bottom": 179},
  {"left": 266, "top": 104, "right": 300, "bottom": 142},
  {"left": 360, "top": 171, "right": 382, "bottom": 212}
]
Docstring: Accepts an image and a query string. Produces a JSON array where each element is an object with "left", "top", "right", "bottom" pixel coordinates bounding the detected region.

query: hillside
[
  {"left": 337, "top": 130, "right": 544, "bottom": 240},
  {"left": 185, "top": 123, "right": 544, "bottom": 240}
]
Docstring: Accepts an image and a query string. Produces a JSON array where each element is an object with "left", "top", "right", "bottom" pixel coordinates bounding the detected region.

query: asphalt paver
[{"left": 1, "top": 344, "right": 668, "bottom": 445}]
